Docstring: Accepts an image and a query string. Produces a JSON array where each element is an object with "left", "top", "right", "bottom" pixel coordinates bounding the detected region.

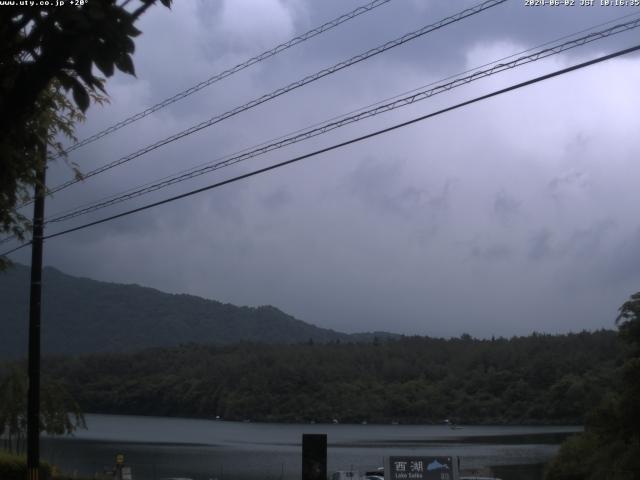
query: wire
[
  {"left": 0, "top": 234, "right": 17, "bottom": 245},
  {"left": 41, "top": 10, "right": 640, "bottom": 222},
  {"left": 1, "top": 241, "right": 32, "bottom": 256},
  {"left": 44, "top": 16, "right": 640, "bottom": 224},
  {"left": 55, "top": 0, "right": 393, "bottom": 157},
  {"left": 39, "top": 0, "right": 507, "bottom": 199},
  {"left": 3, "top": 42, "right": 636, "bottom": 258},
  {"left": 14, "top": 7, "right": 640, "bottom": 227}
]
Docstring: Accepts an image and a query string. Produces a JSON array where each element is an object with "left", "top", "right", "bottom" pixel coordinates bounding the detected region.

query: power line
[
  {"left": 1, "top": 241, "right": 32, "bottom": 256},
  {"left": 41, "top": 10, "right": 640, "bottom": 223},
  {"left": 39, "top": 0, "right": 507, "bottom": 199},
  {"left": 2, "top": 42, "right": 636, "bottom": 257},
  {"left": 0, "top": 235, "right": 17, "bottom": 245},
  {"left": 56, "top": 0, "right": 393, "bottom": 157},
  {"left": 44, "top": 16, "right": 640, "bottom": 224}
]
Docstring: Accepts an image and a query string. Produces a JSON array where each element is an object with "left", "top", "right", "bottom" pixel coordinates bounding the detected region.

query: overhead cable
[
  {"left": 40, "top": 0, "right": 507, "bottom": 199},
  {"left": 45, "top": 17, "right": 640, "bottom": 224},
  {"left": 2, "top": 42, "right": 636, "bottom": 259},
  {"left": 56, "top": 0, "right": 393, "bottom": 157},
  {"left": 41, "top": 10, "right": 640, "bottom": 223},
  {"left": 0, "top": 242, "right": 32, "bottom": 256}
]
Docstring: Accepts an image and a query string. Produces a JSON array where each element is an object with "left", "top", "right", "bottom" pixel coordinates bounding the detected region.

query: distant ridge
[{"left": 0, "top": 263, "right": 398, "bottom": 359}]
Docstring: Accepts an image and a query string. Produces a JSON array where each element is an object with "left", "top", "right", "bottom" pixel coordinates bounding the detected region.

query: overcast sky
[{"left": 9, "top": 0, "right": 640, "bottom": 337}]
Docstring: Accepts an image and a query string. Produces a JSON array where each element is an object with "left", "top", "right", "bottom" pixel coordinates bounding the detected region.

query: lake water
[{"left": 41, "top": 414, "right": 582, "bottom": 480}]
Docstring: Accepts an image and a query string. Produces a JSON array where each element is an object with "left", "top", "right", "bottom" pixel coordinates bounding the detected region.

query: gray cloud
[
  {"left": 528, "top": 229, "right": 554, "bottom": 261},
  {"left": 262, "top": 187, "right": 293, "bottom": 210},
  {"left": 470, "top": 242, "right": 512, "bottom": 261},
  {"left": 493, "top": 190, "right": 521, "bottom": 224},
  {"left": 605, "top": 228, "right": 640, "bottom": 284},
  {"left": 8, "top": 0, "right": 640, "bottom": 338}
]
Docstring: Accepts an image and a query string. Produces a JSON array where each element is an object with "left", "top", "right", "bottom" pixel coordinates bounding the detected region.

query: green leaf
[
  {"left": 122, "top": 35, "right": 136, "bottom": 53},
  {"left": 72, "top": 54, "right": 94, "bottom": 87},
  {"left": 94, "top": 51, "right": 114, "bottom": 77},
  {"left": 125, "top": 22, "right": 142, "bottom": 38},
  {"left": 72, "top": 84, "right": 90, "bottom": 112},
  {"left": 115, "top": 54, "right": 135, "bottom": 76},
  {"left": 56, "top": 71, "right": 74, "bottom": 91}
]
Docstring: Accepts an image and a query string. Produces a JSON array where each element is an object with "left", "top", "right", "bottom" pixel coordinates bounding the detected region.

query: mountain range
[{"left": 0, "top": 263, "right": 396, "bottom": 359}]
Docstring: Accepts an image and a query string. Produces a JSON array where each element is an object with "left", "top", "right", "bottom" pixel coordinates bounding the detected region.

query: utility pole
[
  {"left": 302, "top": 434, "right": 327, "bottom": 480},
  {"left": 27, "top": 151, "right": 46, "bottom": 480}
]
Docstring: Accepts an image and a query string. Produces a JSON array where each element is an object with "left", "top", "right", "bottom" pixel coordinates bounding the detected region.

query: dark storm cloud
[
  {"left": 600, "top": 227, "right": 640, "bottom": 285},
  {"left": 8, "top": 0, "right": 638, "bottom": 337},
  {"left": 493, "top": 190, "right": 521, "bottom": 224},
  {"left": 528, "top": 229, "right": 554, "bottom": 261},
  {"left": 345, "top": 157, "right": 454, "bottom": 222},
  {"left": 262, "top": 187, "right": 293, "bottom": 210},
  {"left": 548, "top": 170, "right": 589, "bottom": 201},
  {"left": 566, "top": 219, "right": 616, "bottom": 259},
  {"left": 470, "top": 242, "right": 512, "bottom": 261}
]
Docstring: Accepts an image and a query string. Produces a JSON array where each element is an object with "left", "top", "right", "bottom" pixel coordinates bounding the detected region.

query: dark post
[
  {"left": 27, "top": 159, "right": 46, "bottom": 480},
  {"left": 302, "top": 433, "right": 327, "bottom": 480}
]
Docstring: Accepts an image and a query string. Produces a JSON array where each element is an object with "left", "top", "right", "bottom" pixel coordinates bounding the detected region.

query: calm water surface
[{"left": 41, "top": 414, "right": 582, "bottom": 480}]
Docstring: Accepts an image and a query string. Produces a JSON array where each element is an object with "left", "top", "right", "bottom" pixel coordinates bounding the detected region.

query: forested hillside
[
  {"left": 39, "top": 331, "right": 621, "bottom": 425},
  {"left": 0, "top": 264, "right": 395, "bottom": 359}
]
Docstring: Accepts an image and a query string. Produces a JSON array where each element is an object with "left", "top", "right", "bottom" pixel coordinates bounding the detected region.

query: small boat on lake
[{"left": 444, "top": 418, "right": 464, "bottom": 429}]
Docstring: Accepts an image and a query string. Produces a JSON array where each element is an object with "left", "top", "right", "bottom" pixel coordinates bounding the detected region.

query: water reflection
[{"left": 41, "top": 414, "right": 581, "bottom": 480}]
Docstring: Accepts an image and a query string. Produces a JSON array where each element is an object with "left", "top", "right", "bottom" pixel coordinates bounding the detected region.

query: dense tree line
[
  {"left": 0, "top": 368, "right": 85, "bottom": 455},
  {"left": 32, "top": 330, "right": 622, "bottom": 425},
  {"left": 546, "top": 293, "right": 640, "bottom": 479}
]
